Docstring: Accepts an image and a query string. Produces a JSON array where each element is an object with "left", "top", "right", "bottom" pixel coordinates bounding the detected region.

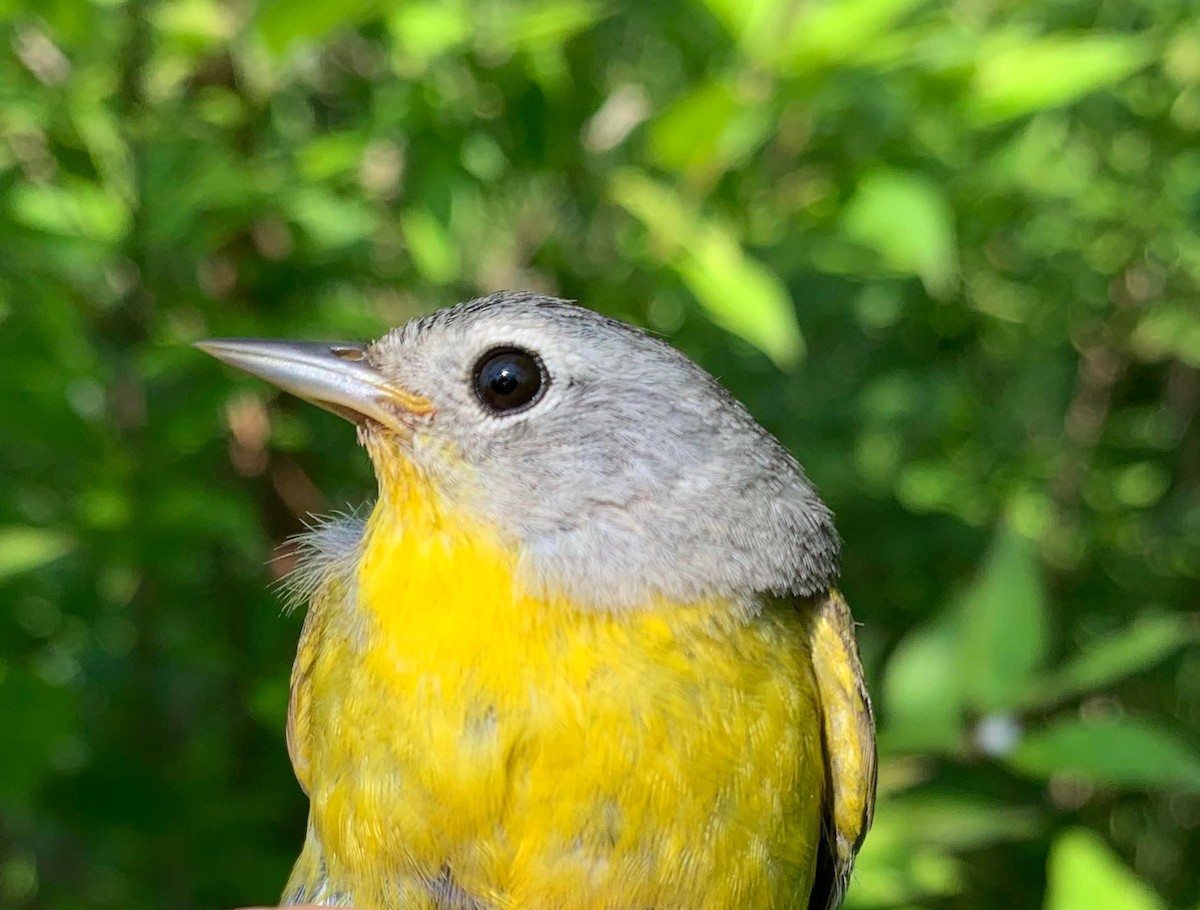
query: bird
[{"left": 197, "top": 291, "right": 875, "bottom": 910}]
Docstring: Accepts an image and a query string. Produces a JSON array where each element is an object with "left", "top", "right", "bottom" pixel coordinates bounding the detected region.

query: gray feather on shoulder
[{"left": 275, "top": 509, "right": 367, "bottom": 612}]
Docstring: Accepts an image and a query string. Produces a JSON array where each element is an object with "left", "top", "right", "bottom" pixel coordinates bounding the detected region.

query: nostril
[{"left": 331, "top": 344, "right": 367, "bottom": 362}]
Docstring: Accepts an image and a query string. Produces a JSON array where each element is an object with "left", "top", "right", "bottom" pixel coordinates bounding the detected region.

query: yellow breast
[{"left": 285, "top": 461, "right": 827, "bottom": 909}]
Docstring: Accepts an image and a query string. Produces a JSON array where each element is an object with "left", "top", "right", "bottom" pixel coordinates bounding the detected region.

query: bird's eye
[{"left": 473, "top": 347, "right": 547, "bottom": 413}]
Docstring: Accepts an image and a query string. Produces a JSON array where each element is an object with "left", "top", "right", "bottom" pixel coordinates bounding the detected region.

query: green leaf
[
  {"left": 879, "top": 616, "right": 964, "bottom": 753},
  {"left": 70, "top": 98, "right": 134, "bottom": 201},
  {"left": 495, "top": 0, "right": 603, "bottom": 51},
  {"left": 255, "top": 0, "right": 382, "bottom": 53},
  {"left": 297, "top": 133, "right": 368, "bottom": 182},
  {"left": 956, "top": 524, "right": 1048, "bottom": 712},
  {"left": 1045, "top": 828, "right": 1164, "bottom": 910},
  {"left": 0, "top": 527, "right": 75, "bottom": 581},
  {"left": 972, "top": 32, "right": 1152, "bottom": 123},
  {"left": 847, "top": 791, "right": 966, "bottom": 907},
  {"left": 841, "top": 169, "right": 957, "bottom": 298},
  {"left": 1131, "top": 303, "right": 1200, "bottom": 368},
  {"left": 610, "top": 170, "right": 803, "bottom": 368},
  {"left": 779, "top": 0, "right": 927, "bottom": 71},
  {"left": 676, "top": 231, "right": 803, "bottom": 368},
  {"left": 1024, "top": 613, "right": 1199, "bottom": 709},
  {"left": 389, "top": 3, "right": 472, "bottom": 63},
  {"left": 285, "top": 188, "right": 379, "bottom": 249},
  {"left": 649, "top": 80, "right": 773, "bottom": 177},
  {"left": 153, "top": 0, "right": 238, "bottom": 48},
  {"left": 880, "top": 792, "right": 1040, "bottom": 850},
  {"left": 401, "top": 207, "right": 461, "bottom": 285},
  {"left": 648, "top": 81, "right": 739, "bottom": 171},
  {"left": 1009, "top": 719, "right": 1200, "bottom": 792},
  {"left": 9, "top": 180, "right": 130, "bottom": 243},
  {"left": 694, "top": 0, "right": 787, "bottom": 57}
]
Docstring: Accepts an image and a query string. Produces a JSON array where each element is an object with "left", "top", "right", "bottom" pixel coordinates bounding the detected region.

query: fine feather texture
[
  {"left": 279, "top": 468, "right": 875, "bottom": 910},
  {"left": 284, "top": 466, "right": 829, "bottom": 909},
  {"left": 275, "top": 510, "right": 367, "bottom": 613},
  {"left": 364, "top": 293, "right": 841, "bottom": 610},
  {"left": 216, "top": 293, "right": 876, "bottom": 909}
]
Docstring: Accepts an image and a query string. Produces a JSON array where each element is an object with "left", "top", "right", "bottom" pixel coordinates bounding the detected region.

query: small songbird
[{"left": 198, "top": 292, "right": 875, "bottom": 910}]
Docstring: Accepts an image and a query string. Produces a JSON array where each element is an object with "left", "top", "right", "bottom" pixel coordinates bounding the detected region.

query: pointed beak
[{"left": 195, "top": 338, "right": 432, "bottom": 432}]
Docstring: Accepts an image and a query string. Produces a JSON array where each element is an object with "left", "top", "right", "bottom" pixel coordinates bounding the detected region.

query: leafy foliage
[{"left": 0, "top": 1, "right": 1198, "bottom": 909}]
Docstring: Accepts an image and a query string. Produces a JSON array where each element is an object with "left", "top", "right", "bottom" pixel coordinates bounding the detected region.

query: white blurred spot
[
  {"left": 584, "top": 84, "right": 650, "bottom": 153},
  {"left": 975, "top": 713, "right": 1022, "bottom": 757}
]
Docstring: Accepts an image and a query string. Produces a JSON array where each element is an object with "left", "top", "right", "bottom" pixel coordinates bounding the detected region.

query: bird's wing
[
  {"left": 286, "top": 605, "right": 319, "bottom": 795},
  {"left": 804, "top": 588, "right": 877, "bottom": 910}
]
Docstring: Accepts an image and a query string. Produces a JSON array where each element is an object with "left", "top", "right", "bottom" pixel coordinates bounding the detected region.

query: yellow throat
[{"left": 283, "top": 454, "right": 828, "bottom": 910}]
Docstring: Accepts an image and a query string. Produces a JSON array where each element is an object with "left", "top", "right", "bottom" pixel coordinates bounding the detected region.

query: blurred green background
[{"left": 1, "top": 0, "right": 1199, "bottom": 908}]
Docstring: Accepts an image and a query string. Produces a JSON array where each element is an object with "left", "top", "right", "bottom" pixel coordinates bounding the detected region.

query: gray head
[{"left": 198, "top": 291, "right": 839, "bottom": 610}]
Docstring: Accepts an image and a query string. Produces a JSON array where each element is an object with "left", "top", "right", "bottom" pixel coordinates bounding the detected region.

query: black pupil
[{"left": 475, "top": 348, "right": 544, "bottom": 412}]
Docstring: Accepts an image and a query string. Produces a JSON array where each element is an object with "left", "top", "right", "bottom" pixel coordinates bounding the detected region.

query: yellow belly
[{"left": 286, "top": 470, "right": 826, "bottom": 909}]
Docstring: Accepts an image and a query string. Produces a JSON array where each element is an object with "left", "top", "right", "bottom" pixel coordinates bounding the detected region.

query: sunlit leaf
[
  {"left": 956, "top": 524, "right": 1048, "bottom": 712},
  {"left": 779, "top": 0, "right": 927, "bottom": 71},
  {"left": 297, "top": 133, "right": 368, "bottom": 182},
  {"left": 389, "top": 3, "right": 472, "bottom": 63},
  {"left": 255, "top": 0, "right": 381, "bottom": 53},
  {"left": 1111, "top": 462, "right": 1171, "bottom": 508},
  {"left": 841, "top": 169, "right": 957, "bottom": 298},
  {"left": 610, "top": 170, "right": 803, "bottom": 367},
  {"left": 71, "top": 100, "right": 133, "bottom": 201},
  {"left": 495, "top": 0, "right": 603, "bottom": 50},
  {"left": 0, "top": 527, "right": 75, "bottom": 581},
  {"left": 285, "top": 188, "right": 378, "bottom": 249},
  {"left": 1009, "top": 719, "right": 1200, "bottom": 792},
  {"left": 972, "top": 32, "right": 1152, "bottom": 123},
  {"left": 1044, "top": 828, "right": 1164, "bottom": 910},
  {"left": 1024, "top": 613, "right": 1199, "bottom": 709},
  {"left": 676, "top": 231, "right": 803, "bottom": 368},
  {"left": 879, "top": 615, "right": 964, "bottom": 754},
  {"left": 695, "top": 0, "right": 787, "bottom": 56},
  {"left": 1131, "top": 303, "right": 1200, "bottom": 368},
  {"left": 650, "top": 81, "right": 738, "bottom": 172},
  {"left": 9, "top": 180, "right": 130, "bottom": 243},
  {"left": 153, "top": 0, "right": 238, "bottom": 48},
  {"left": 401, "top": 207, "right": 460, "bottom": 285},
  {"left": 649, "top": 80, "right": 773, "bottom": 177}
]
